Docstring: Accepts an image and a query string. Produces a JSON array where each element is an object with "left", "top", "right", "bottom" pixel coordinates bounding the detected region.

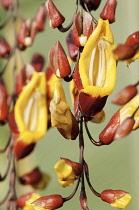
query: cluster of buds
[
  {"left": 113, "top": 31, "right": 139, "bottom": 66},
  {"left": 17, "top": 4, "right": 47, "bottom": 48}
]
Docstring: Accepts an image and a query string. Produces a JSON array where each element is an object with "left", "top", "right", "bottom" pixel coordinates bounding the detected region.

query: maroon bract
[
  {"left": 32, "top": 194, "right": 64, "bottom": 209},
  {"left": 45, "top": 0, "right": 65, "bottom": 28},
  {"left": 19, "top": 168, "right": 42, "bottom": 185},
  {"left": 100, "top": 0, "right": 117, "bottom": 23},
  {"left": 0, "top": 78, "right": 8, "bottom": 121},
  {"left": 34, "top": 4, "right": 47, "bottom": 31},
  {"left": 48, "top": 41, "right": 71, "bottom": 78},
  {"left": 1, "top": 0, "right": 13, "bottom": 10}
]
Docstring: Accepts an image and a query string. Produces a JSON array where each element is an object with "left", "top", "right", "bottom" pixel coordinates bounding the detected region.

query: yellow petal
[
  {"left": 120, "top": 94, "right": 139, "bottom": 124},
  {"left": 79, "top": 19, "right": 116, "bottom": 98},
  {"left": 54, "top": 159, "right": 75, "bottom": 181},
  {"left": 111, "top": 194, "right": 132, "bottom": 209}
]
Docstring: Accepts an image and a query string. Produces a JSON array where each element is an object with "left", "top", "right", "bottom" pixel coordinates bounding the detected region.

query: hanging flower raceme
[
  {"left": 14, "top": 72, "right": 47, "bottom": 158},
  {"left": 101, "top": 190, "right": 132, "bottom": 209},
  {"left": 49, "top": 81, "right": 79, "bottom": 140},
  {"left": 73, "top": 18, "right": 116, "bottom": 117},
  {"left": 99, "top": 94, "right": 139, "bottom": 144},
  {"left": 54, "top": 158, "right": 82, "bottom": 187}
]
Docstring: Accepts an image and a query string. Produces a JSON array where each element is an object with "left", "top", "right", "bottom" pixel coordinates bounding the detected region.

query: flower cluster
[{"left": 0, "top": 0, "right": 139, "bottom": 210}]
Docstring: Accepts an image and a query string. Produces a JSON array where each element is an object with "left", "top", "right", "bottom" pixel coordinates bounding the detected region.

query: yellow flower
[
  {"left": 111, "top": 194, "right": 132, "bottom": 209},
  {"left": 75, "top": 18, "right": 116, "bottom": 117},
  {"left": 54, "top": 159, "right": 77, "bottom": 187},
  {"left": 15, "top": 72, "right": 47, "bottom": 145},
  {"left": 101, "top": 190, "right": 132, "bottom": 209},
  {"left": 49, "top": 81, "right": 79, "bottom": 139}
]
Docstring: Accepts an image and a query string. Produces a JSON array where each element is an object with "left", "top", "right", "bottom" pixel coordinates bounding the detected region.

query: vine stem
[
  {"left": 84, "top": 120, "right": 103, "bottom": 146},
  {"left": 84, "top": 162, "right": 101, "bottom": 198},
  {"left": 58, "top": 0, "right": 79, "bottom": 32}
]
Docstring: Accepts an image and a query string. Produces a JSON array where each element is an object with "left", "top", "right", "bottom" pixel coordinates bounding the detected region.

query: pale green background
[{"left": 0, "top": 0, "right": 139, "bottom": 210}]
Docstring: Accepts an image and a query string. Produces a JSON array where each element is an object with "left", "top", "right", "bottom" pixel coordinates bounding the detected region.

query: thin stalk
[
  {"left": 0, "top": 146, "right": 12, "bottom": 181},
  {"left": 0, "top": 133, "right": 12, "bottom": 153},
  {"left": 82, "top": 2, "right": 97, "bottom": 24},
  {"left": 63, "top": 176, "right": 81, "bottom": 202},
  {"left": 58, "top": 0, "right": 79, "bottom": 32},
  {"left": 84, "top": 120, "right": 103, "bottom": 146},
  {"left": 0, "top": 8, "right": 12, "bottom": 29},
  {"left": 84, "top": 162, "right": 101, "bottom": 198}
]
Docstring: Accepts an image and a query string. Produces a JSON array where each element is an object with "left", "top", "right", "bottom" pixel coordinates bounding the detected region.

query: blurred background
[{"left": 0, "top": 0, "right": 139, "bottom": 209}]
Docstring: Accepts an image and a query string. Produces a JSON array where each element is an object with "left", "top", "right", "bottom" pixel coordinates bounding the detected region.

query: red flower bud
[
  {"left": 1, "top": 0, "right": 13, "bottom": 10},
  {"left": 48, "top": 41, "right": 71, "bottom": 78},
  {"left": 17, "top": 19, "right": 37, "bottom": 48},
  {"left": 99, "top": 111, "right": 120, "bottom": 144},
  {"left": 113, "top": 44, "right": 137, "bottom": 61},
  {"left": 80, "top": 190, "right": 88, "bottom": 210},
  {"left": 101, "top": 190, "right": 128, "bottom": 204},
  {"left": 61, "top": 158, "right": 83, "bottom": 176},
  {"left": 0, "top": 78, "right": 8, "bottom": 121},
  {"left": 0, "top": 37, "right": 11, "bottom": 58},
  {"left": 16, "top": 192, "right": 34, "bottom": 208},
  {"left": 34, "top": 4, "right": 47, "bottom": 31},
  {"left": 13, "top": 136, "right": 36, "bottom": 160},
  {"left": 8, "top": 110, "right": 19, "bottom": 134},
  {"left": 114, "top": 117, "right": 135, "bottom": 140},
  {"left": 100, "top": 0, "right": 117, "bottom": 23},
  {"left": 19, "top": 167, "right": 42, "bottom": 185},
  {"left": 125, "top": 31, "right": 139, "bottom": 49},
  {"left": 81, "top": 0, "right": 102, "bottom": 11},
  {"left": 66, "top": 30, "right": 79, "bottom": 62},
  {"left": 31, "top": 53, "right": 45, "bottom": 72},
  {"left": 45, "top": 0, "right": 65, "bottom": 28},
  {"left": 112, "top": 85, "right": 138, "bottom": 105},
  {"left": 72, "top": 12, "right": 83, "bottom": 47},
  {"left": 32, "top": 194, "right": 64, "bottom": 209},
  {"left": 72, "top": 12, "right": 93, "bottom": 47}
]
